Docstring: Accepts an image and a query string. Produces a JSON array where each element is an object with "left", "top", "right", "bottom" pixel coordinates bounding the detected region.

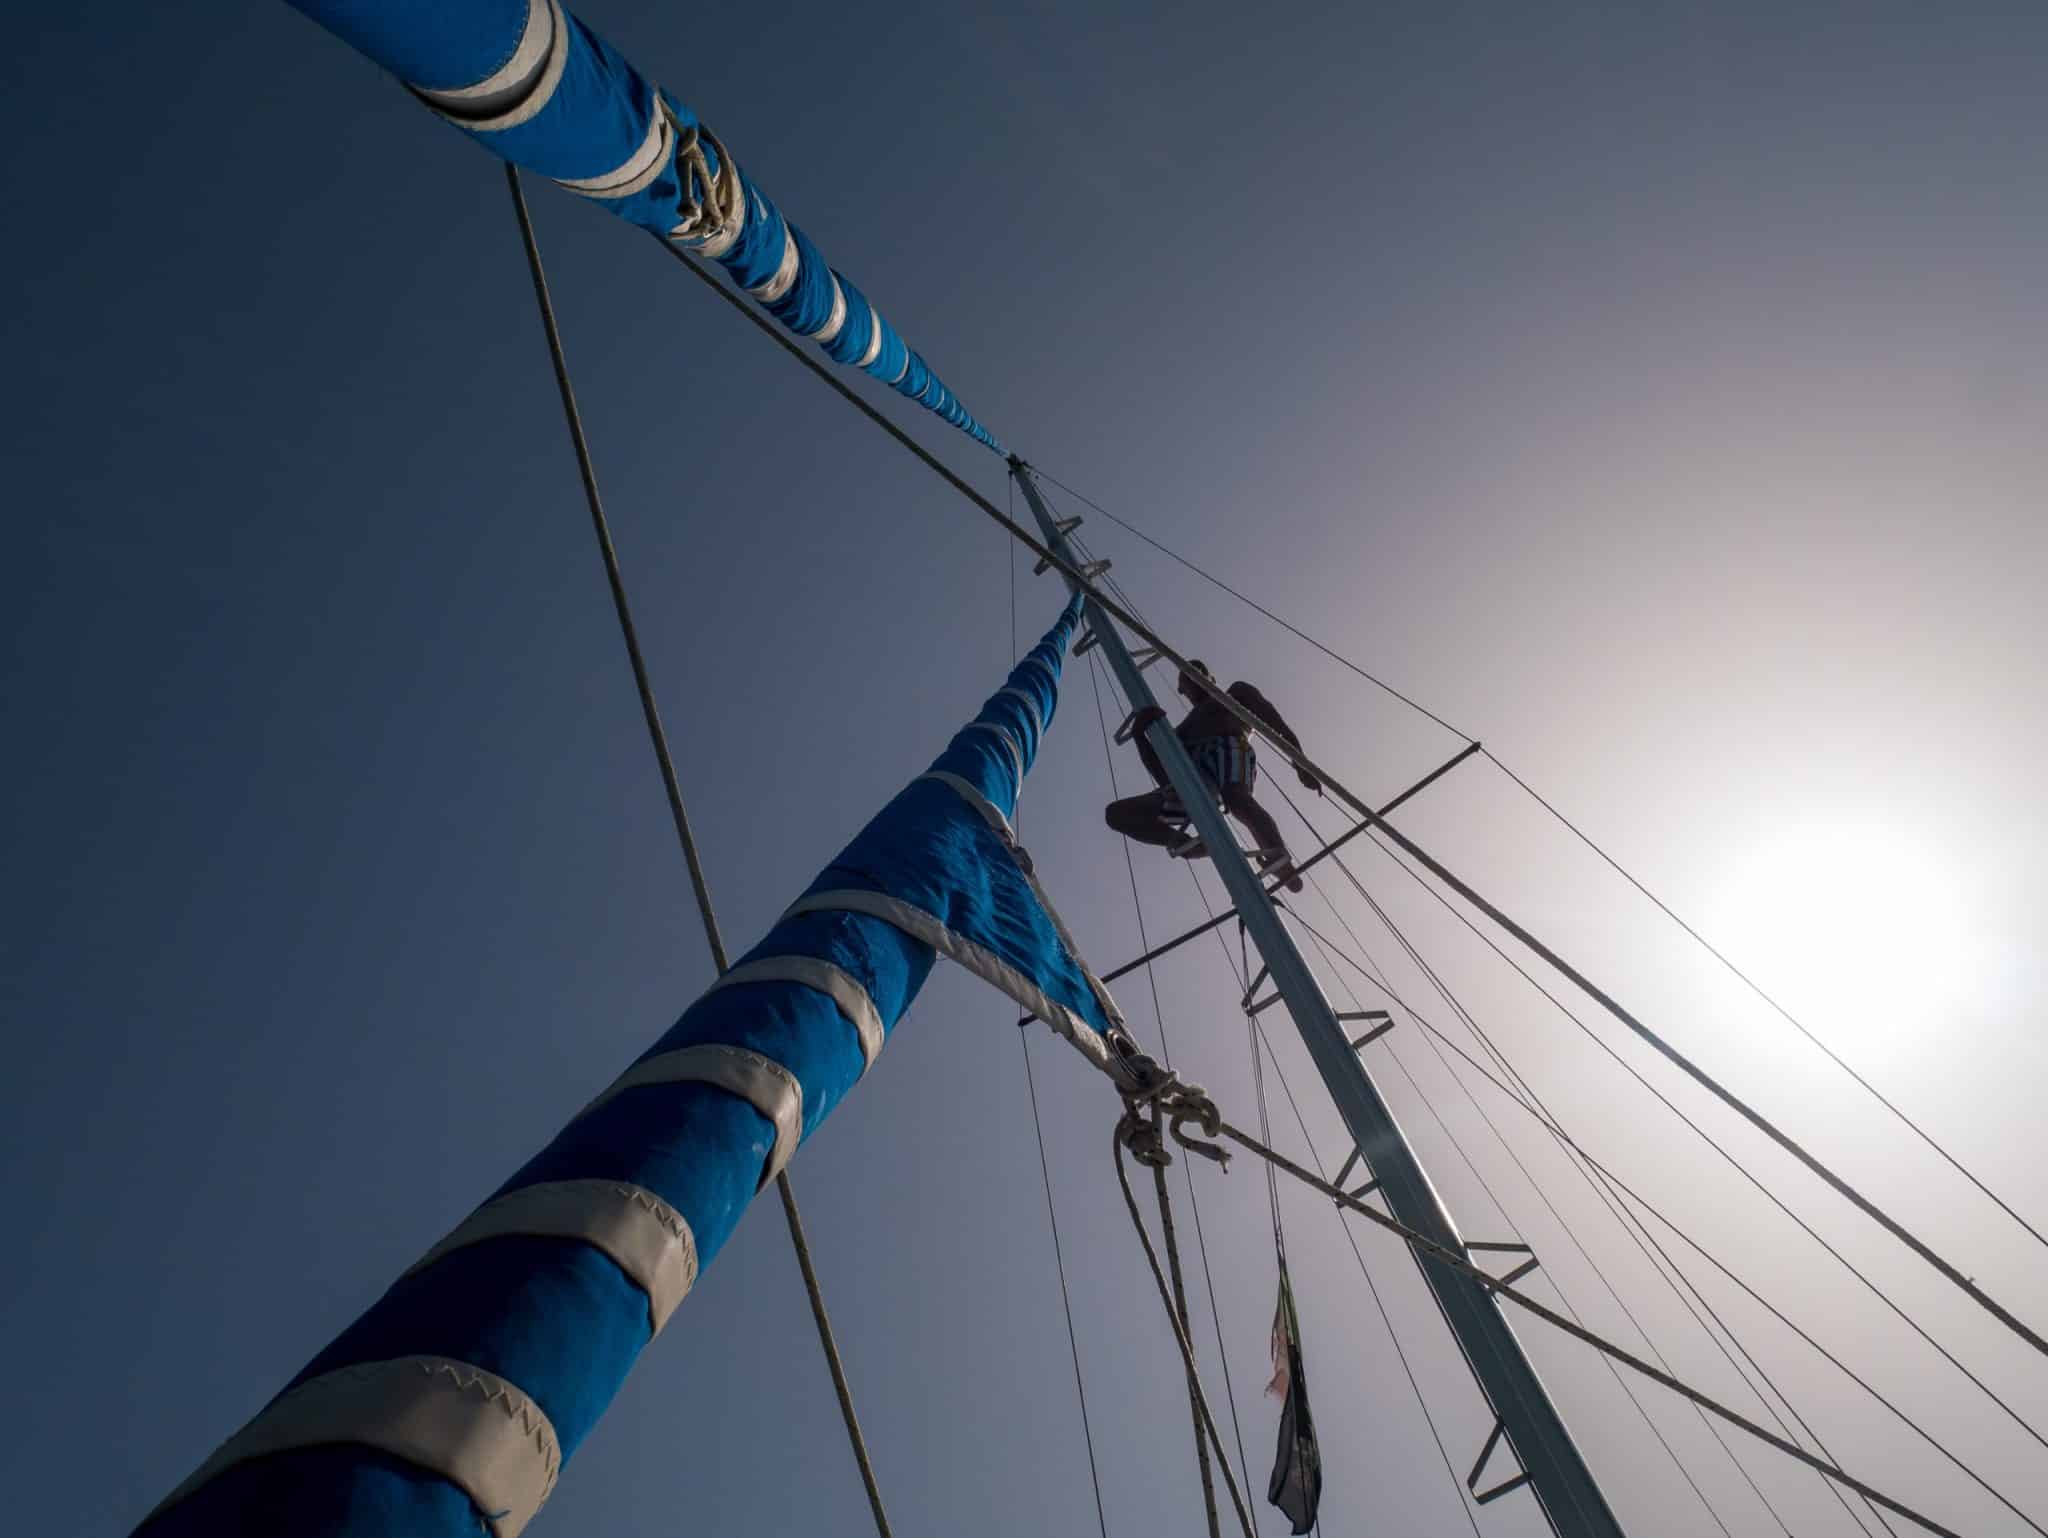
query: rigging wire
[
  {"left": 1340, "top": 807, "right": 2048, "bottom": 1456},
  {"left": 1007, "top": 489, "right": 1113, "bottom": 1538},
  {"left": 1277, "top": 801, "right": 1794, "bottom": 1538},
  {"left": 1020, "top": 1033, "right": 1114, "bottom": 1538},
  {"left": 1273, "top": 787, "right": 1896, "bottom": 1538},
  {"left": 1031, "top": 465, "right": 2046, "bottom": 1266},
  {"left": 1028, "top": 468, "right": 1475, "bottom": 744},
  {"left": 1188, "top": 871, "right": 1486, "bottom": 1538},
  {"left": 1284, "top": 909, "right": 1744, "bottom": 1538},
  {"left": 509, "top": 168, "right": 893, "bottom": 1538},
  {"left": 1481, "top": 749, "right": 2048, "bottom": 1256},
  {"left": 1274, "top": 899, "right": 2046, "bottom": 1536},
  {"left": 1213, "top": 1117, "right": 1975, "bottom": 1538}
]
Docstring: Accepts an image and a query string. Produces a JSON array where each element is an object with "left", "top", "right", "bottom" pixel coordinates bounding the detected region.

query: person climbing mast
[{"left": 1105, "top": 660, "right": 1319, "bottom": 892}]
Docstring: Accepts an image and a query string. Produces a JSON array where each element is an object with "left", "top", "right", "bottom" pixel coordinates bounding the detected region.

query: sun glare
[{"left": 1705, "top": 820, "right": 1977, "bottom": 1065}]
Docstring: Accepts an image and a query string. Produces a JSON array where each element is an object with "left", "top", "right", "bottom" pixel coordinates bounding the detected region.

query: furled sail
[
  {"left": 137, "top": 595, "right": 1128, "bottom": 1538},
  {"left": 285, "top": 0, "right": 1003, "bottom": 452}
]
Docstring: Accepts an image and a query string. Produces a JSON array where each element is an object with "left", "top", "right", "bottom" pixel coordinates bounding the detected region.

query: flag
[{"left": 1266, "top": 1267, "right": 1323, "bottom": 1535}]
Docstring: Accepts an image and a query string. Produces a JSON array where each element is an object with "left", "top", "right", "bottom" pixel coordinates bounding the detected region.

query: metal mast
[{"left": 1011, "top": 460, "right": 1627, "bottom": 1538}]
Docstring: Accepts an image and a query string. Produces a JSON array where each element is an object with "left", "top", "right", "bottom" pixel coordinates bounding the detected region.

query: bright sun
[{"left": 1704, "top": 819, "right": 1978, "bottom": 1064}]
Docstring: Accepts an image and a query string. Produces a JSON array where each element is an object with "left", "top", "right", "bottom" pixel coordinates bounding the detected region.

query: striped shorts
[{"left": 1188, "top": 735, "right": 1255, "bottom": 795}]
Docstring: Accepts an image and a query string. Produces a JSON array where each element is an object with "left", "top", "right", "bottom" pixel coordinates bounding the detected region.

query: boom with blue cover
[
  {"left": 138, "top": 595, "right": 1128, "bottom": 1538},
  {"left": 287, "top": 0, "right": 1003, "bottom": 452}
]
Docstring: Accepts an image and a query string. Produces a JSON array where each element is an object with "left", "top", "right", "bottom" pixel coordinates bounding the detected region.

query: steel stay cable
[
  {"left": 1028, "top": 467, "right": 1475, "bottom": 743},
  {"left": 1277, "top": 898, "right": 2044, "bottom": 1535},
  {"left": 1272, "top": 787, "right": 1894, "bottom": 1538},
  {"left": 1277, "top": 802, "right": 1797, "bottom": 1538},
  {"left": 1287, "top": 916, "right": 1745, "bottom": 1538},
  {"left": 1020, "top": 1033, "right": 1114, "bottom": 1538},
  {"left": 1330, "top": 810, "right": 2048, "bottom": 1457},
  {"left": 1211, "top": 1120, "right": 1970, "bottom": 1538},
  {"left": 1034, "top": 462, "right": 2046, "bottom": 1271},
  {"left": 1479, "top": 750, "right": 2048, "bottom": 1255},
  {"left": 1009, "top": 507, "right": 1114, "bottom": 1538},
  {"left": 511, "top": 169, "right": 893, "bottom": 1538}
]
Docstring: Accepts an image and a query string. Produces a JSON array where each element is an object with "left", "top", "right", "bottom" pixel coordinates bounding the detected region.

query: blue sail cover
[
  {"left": 137, "top": 596, "right": 1124, "bottom": 1538},
  {"left": 286, "top": 0, "right": 1002, "bottom": 453}
]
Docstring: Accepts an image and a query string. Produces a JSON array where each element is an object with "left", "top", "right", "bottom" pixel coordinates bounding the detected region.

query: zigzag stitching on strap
[
  {"left": 403, "top": 1180, "right": 699, "bottom": 1334},
  {"left": 146, "top": 1356, "right": 561, "bottom": 1538}
]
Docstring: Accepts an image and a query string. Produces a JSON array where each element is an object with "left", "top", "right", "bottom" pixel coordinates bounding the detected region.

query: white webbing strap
[
  {"left": 918, "top": 771, "right": 1013, "bottom": 840},
  {"left": 148, "top": 1356, "right": 560, "bottom": 1538},
  {"left": 856, "top": 307, "right": 886, "bottom": 368},
  {"left": 997, "top": 686, "right": 1045, "bottom": 739},
  {"left": 404, "top": 1180, "right": 698, "bottom": 1334},
  {"left": 554, "top": 106, "right": 672, "bottom": 200},
  {"left": 962, "top": 720, "right": 1025, "bottom": 785},
  {"left": 783, "top": 890, "right": 1118, "bottom": 1078},
  {"left": 411, "top": 0, "right": 568, "bottom": 132},
  {"left": 703, "top": 955, "right": 885, "bottom": 1072},
  {"left": 578, "top": 1044, "right": 803, "bottom": 1186},
  {"left": 748, "top": 225, "right": 802, "bottom": 303},
  {"left": 810, "top": 275, "right": 849, "bottom": 342}
]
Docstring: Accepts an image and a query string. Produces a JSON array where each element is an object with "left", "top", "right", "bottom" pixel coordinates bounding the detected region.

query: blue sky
[{"left": 4, "top": 3, "right": 2046, "bottom": 1535}]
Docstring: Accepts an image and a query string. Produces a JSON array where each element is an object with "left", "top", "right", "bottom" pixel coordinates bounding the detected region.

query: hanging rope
[
  {"left": 508, "top": 166, "right": 894, "bottom": 1538},
  {"left": 1112, "top": 1109, "right": 1257, "bottom": 1538},
  {"left": 1155, "top": 1157, "right": 1224, "bottom": 1538}
]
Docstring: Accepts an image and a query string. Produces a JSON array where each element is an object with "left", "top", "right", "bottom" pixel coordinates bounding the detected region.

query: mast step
[
  {"left": 1467, "top": 1418, "right": 1533, "bottom": 1506},
  {"left": 1466, "top": 1240, "right": 1541, "bottom": 1290},
  {"left": 1074, "top": 626, "right": 1101, "bottom": 655},
  {"left": 1340, "top": 1010, "right": 1395, "bottom": 1050}
]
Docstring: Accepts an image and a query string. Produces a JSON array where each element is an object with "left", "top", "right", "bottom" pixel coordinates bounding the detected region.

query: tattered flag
[{"left": 1266, "top": 1267, "right": 1323, "bottom": 1535}]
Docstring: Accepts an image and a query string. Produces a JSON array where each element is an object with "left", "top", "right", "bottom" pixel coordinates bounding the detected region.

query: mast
[{"left": 1010, "top": 461, "right": 1628, "bottom": 1538}]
